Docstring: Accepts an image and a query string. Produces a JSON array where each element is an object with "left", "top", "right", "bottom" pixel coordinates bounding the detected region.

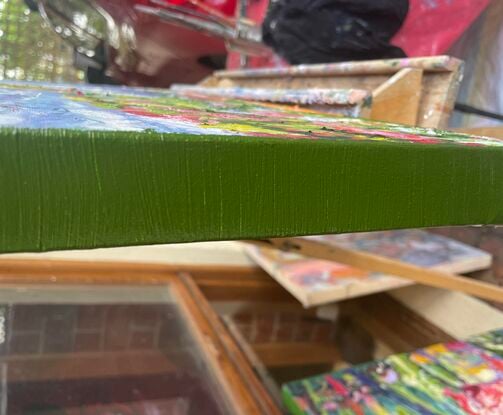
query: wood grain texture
[
  {"left": 371, "top": 68, "right": 423, "bottom": 125},
  {"left": 179, "top": 273, "right": 282, "bottom": 415},
  {"left": 213, "top": 56, "right": 462, "bottom": 78},
  {"left": 340, "top": 293, "right": 455, "bottom": 353},
  {"left": 0, "top": 266, "right": 279, "bottom": 414},
  {"left": 1, "top": 128, "right": 503, "bottom": 252},
  {"left": 205, "top": 56, "right": 463, "bottom": 128}
]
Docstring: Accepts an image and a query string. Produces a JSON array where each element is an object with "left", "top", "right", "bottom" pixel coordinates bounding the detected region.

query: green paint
[
  {"left": 282, "top": 386, "right": 305, "bottom": 415},
  {"left": 0, "top": 128, "right": 502, "bottom": 253},
  {"left": 282, "top": 336, "right": 503, "bottom": 414}
]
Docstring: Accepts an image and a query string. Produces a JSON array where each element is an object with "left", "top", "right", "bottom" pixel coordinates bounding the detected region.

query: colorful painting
[
  {"left": 469, "top": 330, "right": 503, "bottom": 358},
  {"left": 1, "top": 81, "right": 503, "bottom": 253},
  {"left": 283, "top": 336, "right": 503, "bottom": 415},
  {"left": 0, "top": 80, "right": 501, "bottom": 147},
  {"left": 171, "top": 85, "right": 371, "bottom": 106},
  {"left": 171, "top": 85, "right": 371, "bottom": 117},
  {"left": 244, "top": 230, "right": 492, "bottom": 307}
]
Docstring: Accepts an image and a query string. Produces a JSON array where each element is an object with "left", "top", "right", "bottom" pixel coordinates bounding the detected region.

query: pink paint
[{"left": 325, "top": 375, "right": 349, "bottom": 396}]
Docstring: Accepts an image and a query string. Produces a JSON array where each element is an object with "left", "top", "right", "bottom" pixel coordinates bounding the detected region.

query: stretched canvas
[
  {"left": 171, "top": 85, "right": 372, "bottom": 117},
  {"left": 1, "top": 81, "right": 503, "bottom": 253},
  {"left": 244, "top": 229, "right": 492, "bottom": 307},
  {"left": 283, "top": 329, "right": 503, "bottom": 415},
  {"left": 469, "top": 330, "right": 503, "bottom": 358}
]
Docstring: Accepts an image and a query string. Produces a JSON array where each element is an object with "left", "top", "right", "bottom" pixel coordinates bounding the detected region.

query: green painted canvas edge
[
  {"left": 282, "top": 385, "right": 305, "bottom": 415},
  {"left": 1, "top": 127, "right": 503, "bottom": 253}
]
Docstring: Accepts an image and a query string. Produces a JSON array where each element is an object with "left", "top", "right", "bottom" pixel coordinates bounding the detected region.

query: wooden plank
[
  {"left": 0, "top": 257, "right": 257, "bottom": 283},
  {"left": 0, "top": 257, "right": 297, "bottom": 302},
  {"left": 192, "top": 271, "right": 297, "bottom": 302},
  {"left": 455, "top": 127, "right": 503, "bottom": 139},
  {"left": 0, "top": 241, "right": 255, "bottom": 267},
  {"left": 179, "top": 273, "right": 282, "bottom": 415},
  {"left": 222, "top": 315, "right": 284, "bottom": 407},
  {"left": 391, "top": 285, "right": 503, "bottom": 339},
  {"left": 371, "top": 68, "right": 423, "bottom": 125},
  {"left": 250, "top": 239, "right": 503, "bottom": 303},
  {"left": 204, "top": 73, "right": 388, "bottom": 94},
  {"left": 341, "top": 293, "right": 455, "bottom": 353},
  {"left": 252, "top": 343, "right": 340, "bottom": 367},
  {"left": 212, "top": 56, "right": 462, "bottom": 79},
  {"left": 205, "top": 56, "right": 463, "bottom": 129},
  {"left": 207, "top": 70, "right": 459, "bottom": 128},
  {"left": 418, "top": 71, "right": 463, "bottom": 128}
]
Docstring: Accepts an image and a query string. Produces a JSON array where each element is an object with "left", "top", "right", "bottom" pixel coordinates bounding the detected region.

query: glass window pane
[{"left": 0, "top": 284, "right": 234, "bottom": 414}]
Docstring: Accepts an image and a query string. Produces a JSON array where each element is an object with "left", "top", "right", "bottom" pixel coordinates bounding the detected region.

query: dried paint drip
[{"left": 217, "top": 56, "right": 461, "bottom": 78}]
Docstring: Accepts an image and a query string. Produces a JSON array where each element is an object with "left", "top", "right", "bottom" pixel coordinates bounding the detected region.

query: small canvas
[
  {"left": 244, "top": 229, "right": 492, "bottom": 307},
  {"left": 469, "top": 329, "right": 503, "bottom": 358},
  {"left": 283, "top": 329, "right": 503, "bottom": 415}
]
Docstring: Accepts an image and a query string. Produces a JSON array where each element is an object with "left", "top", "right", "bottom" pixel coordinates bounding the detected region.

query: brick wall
[
  {"left": 2, "top": 304, "right": 187, "bottom": 356},
  {"left": 231, "top": 311, "right": 337, "bottom": 344}
]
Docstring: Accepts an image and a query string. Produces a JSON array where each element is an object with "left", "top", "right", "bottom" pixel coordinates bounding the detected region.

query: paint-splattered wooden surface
[
  {"left": 214, "top": 56, "right": 462, "bottom": 79},
  {"left": 0, "top": 81, "right": 503, "bottom": 253},
  {"left": 244, "top": 230, "right": 492, "bottom": 307},
  {"left": 283, "top": 329, "right": 503, "bottom": 414}
]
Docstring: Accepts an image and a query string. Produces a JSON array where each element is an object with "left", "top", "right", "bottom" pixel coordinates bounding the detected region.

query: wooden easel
[{"left": 200, "top": 56, "right": 463, "bottom": 128}]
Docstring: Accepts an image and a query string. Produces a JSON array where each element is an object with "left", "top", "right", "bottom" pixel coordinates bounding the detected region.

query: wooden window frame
[{"left": 0, "top": 258, "right": 281, "bottom": 415}]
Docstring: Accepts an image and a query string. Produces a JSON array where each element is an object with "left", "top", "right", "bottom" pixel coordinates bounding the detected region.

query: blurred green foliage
[{"left": 0, "top": 0, "right": 83, "bottom": 82}]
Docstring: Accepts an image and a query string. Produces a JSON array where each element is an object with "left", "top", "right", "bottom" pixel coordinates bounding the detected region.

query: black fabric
[
  {"left": 262, "top": 0, "right": 409, "bottom": 64},
  {"left": 23, "top": 0, "right": 39, "bottom": 12}
]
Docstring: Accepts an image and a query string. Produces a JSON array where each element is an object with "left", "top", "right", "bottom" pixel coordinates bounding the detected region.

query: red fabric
[
  {"left": 392, "top": 0, "right": 491, "bottom": 56},
  {"left": 150, "top": 0, "right": 236, "bottom": 16}
]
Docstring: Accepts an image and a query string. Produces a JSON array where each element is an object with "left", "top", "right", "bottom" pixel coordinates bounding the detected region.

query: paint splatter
[{"left": 0, "top": 81, "right": 501, "bottom": 148}]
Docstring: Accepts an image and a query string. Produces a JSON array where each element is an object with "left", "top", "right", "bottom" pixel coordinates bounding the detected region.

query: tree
[{"left": 0, "top": 0, "right": 83, "bottom": 82}]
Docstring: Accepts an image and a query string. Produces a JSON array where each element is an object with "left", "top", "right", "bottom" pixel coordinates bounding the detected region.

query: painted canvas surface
[
  {"left": 244, "top": 230, "right": 492, "bottom": 307},
  {"left": 171, "top": 84, "right": 371, "bottom": 107},
  {"left": 469, "top": 330, "right": 503, "bottom": 359},
  {"left": 171, "top": 85, "right": 371, "bottom": 117},
  {"left": 283, "top": 335, "right": 503, "bottom": 415},
  {"left": 1, "top": 81, "right": 503, "bottom": 253},
  {"left": 0, "top": 80, "right": 502, "bottom": 147}
]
